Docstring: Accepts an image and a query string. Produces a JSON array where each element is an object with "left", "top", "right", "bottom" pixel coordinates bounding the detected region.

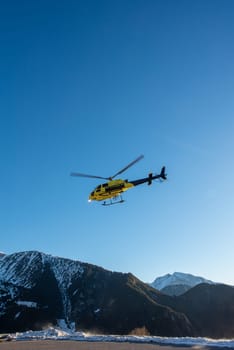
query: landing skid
[{"left": 102, "top": 196, "right": 125, "bottom": 206}]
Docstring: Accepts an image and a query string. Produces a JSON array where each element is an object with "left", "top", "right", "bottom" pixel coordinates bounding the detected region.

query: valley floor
[{"left": 0, "top": 341, "right": 221, "bottom": 350}]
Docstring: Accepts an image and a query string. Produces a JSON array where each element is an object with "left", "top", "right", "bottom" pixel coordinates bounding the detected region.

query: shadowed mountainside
[
  {"left": 162, "top": 283, "right": 234, "bottom": 338},
  {"left": 0, "top": 251, "right": 192, "bottom": 336}
]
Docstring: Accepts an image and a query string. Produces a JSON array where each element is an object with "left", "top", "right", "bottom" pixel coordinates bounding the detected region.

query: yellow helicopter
[{"left": 70, "top": 155, "right": 167, "bottom": 206}]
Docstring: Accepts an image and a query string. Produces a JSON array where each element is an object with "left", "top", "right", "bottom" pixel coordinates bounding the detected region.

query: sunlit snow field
[{"left": 5, "top": 327, "right": 234, "bottom": 347}]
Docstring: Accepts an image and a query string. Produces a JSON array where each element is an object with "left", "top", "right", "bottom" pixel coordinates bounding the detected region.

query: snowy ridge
[
  {"left": 7, "top": 327, "right": 234, "bottom": 347},
  {"left": 44, "top": 254, "right": 84, "bottom": 290},
  {"left": 0, "top": 251, "right": 85, "bottom": 323},
  {"left": 0, "top": 251, "right": 43, "bottom": 288},
  {"left": 0, "top": 251, "right": 84, "bottom": 288},
  {"left": 151, "top": 272, "right": 214, "bottom": 291}
]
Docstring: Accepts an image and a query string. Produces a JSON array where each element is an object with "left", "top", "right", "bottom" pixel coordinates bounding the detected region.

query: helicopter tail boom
[{"left": 130, "top": 167, "right": 167, "bottom": 186}]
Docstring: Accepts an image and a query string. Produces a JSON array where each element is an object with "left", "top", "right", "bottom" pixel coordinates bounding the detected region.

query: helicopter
[{"left": 70, "top": 155, "right": 167, "bottom": 206}]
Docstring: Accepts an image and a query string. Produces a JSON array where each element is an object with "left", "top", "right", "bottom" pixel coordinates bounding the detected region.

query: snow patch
[
  {"left": 16, "top": 301, "right": 37, "bottom": 308},
  {"left": 14, "top": 312, "right": 21, "bottom": 319},
  {"left": 45, "top": 255, "right": 84, "bottom": 321},
  {"left": 56, "top": 319, "right": 76, "bottom": 332}
]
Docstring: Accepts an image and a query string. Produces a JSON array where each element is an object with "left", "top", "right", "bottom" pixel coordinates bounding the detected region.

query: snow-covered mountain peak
[{"left": 151, "top": 272, "right": 214, "bottom": 296}]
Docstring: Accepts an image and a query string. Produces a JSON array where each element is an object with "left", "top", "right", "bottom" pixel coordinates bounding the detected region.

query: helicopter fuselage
[{"left": 89, "top": 179, "right": 134, "bottom": 201}]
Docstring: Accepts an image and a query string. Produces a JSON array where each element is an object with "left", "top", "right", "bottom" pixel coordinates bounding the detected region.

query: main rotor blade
[
  {"left": 111, "top": 154, "right": 144, "bottom": 179},
  {"left": 70, "top": 172, "right": 109, "bottom": 180}
]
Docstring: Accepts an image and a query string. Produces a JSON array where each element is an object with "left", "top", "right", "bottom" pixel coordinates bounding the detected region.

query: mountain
[
  {"left": 151, "top": 272, "right": 214, "bottom": 296},
  {"left": 1, "top": 251, "right": 234, "bottom": 338},
  {"left": 162, "top": 283, "right": 234, "bottom": 338},
  {"left": 0, "top": 251, "right": 193, "bottom": 336}
]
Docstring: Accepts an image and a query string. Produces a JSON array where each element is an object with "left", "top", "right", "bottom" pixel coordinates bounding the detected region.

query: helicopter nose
[{"left": 88, "top": 192, "right": 94, "bottom": 202}]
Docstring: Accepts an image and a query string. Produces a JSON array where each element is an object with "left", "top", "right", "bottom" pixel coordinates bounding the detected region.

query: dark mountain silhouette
[
  {"left": 163, "top": 283, "right": 234, "bottom": 338},
  {"left": 0, "top": 251, "right": 192, "bottom": 336},
  {"left": 0, "top": 251, "right": 234, "bottom": 338}
]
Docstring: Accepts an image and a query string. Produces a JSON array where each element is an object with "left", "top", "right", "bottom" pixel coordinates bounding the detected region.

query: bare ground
[{"left": 0, "top": 341, "right": 196, "bottom": 350}]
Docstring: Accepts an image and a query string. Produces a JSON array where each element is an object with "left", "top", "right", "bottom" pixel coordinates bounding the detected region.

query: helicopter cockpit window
[
  {"left": 95, "top": 185, "right": 102, "bottom": 192},
  {"left": 102, "top": 183, "right": 108, "bottom": 187}
]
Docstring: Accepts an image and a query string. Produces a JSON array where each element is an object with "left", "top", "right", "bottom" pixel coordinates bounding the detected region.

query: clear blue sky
[{"left": 1, "top": 0, "right": 234, "bottom": 284}]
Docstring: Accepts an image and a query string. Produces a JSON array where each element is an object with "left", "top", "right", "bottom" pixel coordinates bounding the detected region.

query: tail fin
[{"left": 160, "top": 166, "right": 167, "bottom": 180}]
